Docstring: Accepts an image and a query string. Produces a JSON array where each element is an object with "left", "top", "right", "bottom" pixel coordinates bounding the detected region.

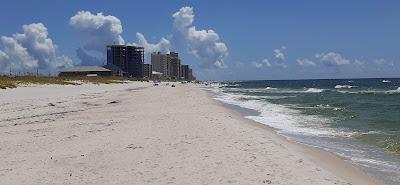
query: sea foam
[
  {"left": 334, "top": 85, "right": 357, "bottom": 89},
  {"left": 337, "top": 87, "right": 400, "bottom": 94},
  {"left": 265, "top": 86, "right": 277, "bottom": 90},
  {"left": 213, "top": 89, "right": 345, "bottom": 137},
  {"left": 305, "top": 88, "right": 325, "bottom": 93}
]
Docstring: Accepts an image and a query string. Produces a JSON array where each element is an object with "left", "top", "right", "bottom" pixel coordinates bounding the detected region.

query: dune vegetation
[{"left": 0, "top": 76, "right": 137, "bottom": 89}]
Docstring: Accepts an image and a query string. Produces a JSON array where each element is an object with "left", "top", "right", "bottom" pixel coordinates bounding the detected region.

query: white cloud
[
  {"left": 253, "top": 59, "right": 272, "bottom": 68},
  {"left": 0, "top": 50, "right": 8, "bottom": 61},
  {"left": 315, "top": 52, "right": 351, "bottom": 66},
  {"left": 0, "top": 36, "right": 38, "bottom": 73},
  {"left": 172, "top": 7, "right": 228, "bottom": 69},
  {"left": 0, "top": 23, "right": 72, "bottom": 74},
  {"left": 70, "top": 11, "right": 125, "bottom": 65},
  {"left": 173, "top": 7, "right": 194, "bottom": 32},
  {"left": 70, "top": 11, "right": 124, "bottom": 50},
  {"left": 273, "top": 46, "right": 286, "bottom": 63},
  {"left": 134, "top": 32, "right": 170, "bottom": 53},
  {"left": 297, "top": 58, "right": 316, "bottom": 67},
  {"left": 69, "top": 8, "right": 228, "bottom": 69}
]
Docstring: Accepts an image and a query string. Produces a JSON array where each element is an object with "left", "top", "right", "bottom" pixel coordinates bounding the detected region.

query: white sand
[{"left": 0, "top": 82, "right": 382, "bottom": 184}]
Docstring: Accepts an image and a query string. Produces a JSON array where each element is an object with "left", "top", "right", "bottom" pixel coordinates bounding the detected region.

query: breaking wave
[
  {"left": 213, "top": 91, "right": 348, "bottom": 137},
  {"left": 338, "top": 87, "right": 400, "bottom": 95},
  {"left": 305, "top": 88, "right": 325, "bottom": 93},
  {"left": 334, "top": 85, "right": 357, "bottom": 89}
]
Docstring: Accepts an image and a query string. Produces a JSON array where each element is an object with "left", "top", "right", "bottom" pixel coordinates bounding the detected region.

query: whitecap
[
  {"left": 305, "top": 88, "right": 325, "bottom": 93},
  {"left": 334, "top": 85, "right": 357, "bottom": 89},
  {"left": 386, "top": 87, "right": 400, "bottom": 94},
  {"left": 265, "top": 86, "right": 277, "bottom": 90}
]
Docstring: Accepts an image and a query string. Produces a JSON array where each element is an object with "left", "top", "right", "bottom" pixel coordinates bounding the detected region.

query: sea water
[{"left": 208, "top": 78, "right": 400, "bottom": 185}]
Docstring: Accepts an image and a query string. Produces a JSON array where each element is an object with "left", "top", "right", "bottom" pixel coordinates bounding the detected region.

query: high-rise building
[
  {"left": 143, "top": 64, "right": 152, "bottom": 79},
  {"left": 151, "top": 52, "right": 161, "bottom": 72},
  {"left": 180, "top": 64, "right": 189, "bottom": 81},
  {"left": 188, "top": 68, "right": 196, "bottom": 81},
  {"left": 107, "top": 45, "right": 144, "bottom": 77},
  {"left": 151, "top": 52, "right": 169, "bottom": 78},
  {"left": 150, "top": 51, "right": 193, "bottom": 81},
  {"left": 167, "top": 52, "right": 180, "bottom": 80}
]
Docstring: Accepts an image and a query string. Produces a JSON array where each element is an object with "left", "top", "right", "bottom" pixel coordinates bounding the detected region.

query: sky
[{"left": 0, "top": 0, "right": 399, "bottom": 80}]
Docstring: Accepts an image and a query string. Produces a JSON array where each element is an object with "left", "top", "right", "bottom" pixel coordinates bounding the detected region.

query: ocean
[{"left": 207, "top": 78, "right": 400, "bottom": 185}]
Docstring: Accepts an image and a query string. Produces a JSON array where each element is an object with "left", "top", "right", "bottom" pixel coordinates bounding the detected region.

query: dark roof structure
[
  {"left": 59, "top": 66, "right": 111, "bottom": 73},
  {"left": 58, "top": 66, "right": 112, "bottom": 77}
]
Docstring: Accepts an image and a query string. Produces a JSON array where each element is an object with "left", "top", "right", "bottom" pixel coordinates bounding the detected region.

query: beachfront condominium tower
[
  {"left": 143, "top": 64, "right": 152, "bottom": 79},
  {"left": 151, "top": 52, "right": 169, "bottom": 78},
  {"left": 151, "top": 52, "right": 161, "bottom": 72},
  {"left": 188, "top": 68, "right": 196, "bottom": 81},
  {"left": 167, "top": 52, "right": 181, "bottom": 80},
  {"left": 180, "top": 64, "right": 189, "bottom": 81},
  {"left": 107, "top": 45, "right": 144, "bottom": 78}
]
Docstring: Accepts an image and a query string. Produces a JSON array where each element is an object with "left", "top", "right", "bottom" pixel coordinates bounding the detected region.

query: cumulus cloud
[
  {"left": 297, "top": 58, "right": 316, "bottom": 67},
  {"left": 172, "top": 7, "right": 228, "bottom": 69},
  {"left": 253, "top": 59, "right": 271, "bottom": 68},
  {"left": 0, "top": 23, "right": 72, "bottom": 74},
  {"left": 0, "top": 36, "right": 38, "bottom": 73},
  {"left": 273, "top": 46, "right": 286, "bottom": 63},
  {"left": 69, "top": 8, "right": 228, "bottom": 69},
  {"left": 134, "top": 32, "right": 170, "bottom": 53},
  {"left": 315, "top": 52, "right": 351, "bottom": 66},
  {"left": 70, "top": 11, "right": 125, "bottom": 65},
  {"left": 0, "top": 50, "right": 8, "bottom": 61},
  {"left": 173, "top": 7, "right": 194, "bottom": 32}
]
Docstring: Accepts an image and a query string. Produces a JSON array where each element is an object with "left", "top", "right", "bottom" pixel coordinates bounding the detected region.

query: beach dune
[{"left": 0, "top": 82, "right": 381, "bottom": 184}]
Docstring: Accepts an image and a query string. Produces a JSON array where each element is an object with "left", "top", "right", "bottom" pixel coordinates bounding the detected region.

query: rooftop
[
  {"left": 59, "top": 66, "right": 111, "bottom": 73},
  {"left": 107, "top": 45, "right": 144, "bottom": 49}
]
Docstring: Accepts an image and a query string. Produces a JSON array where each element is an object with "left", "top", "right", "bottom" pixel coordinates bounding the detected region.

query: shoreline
[
  {"left": 0, "top": 82, "right": 384, "bottom": 184},
  {"left": 202, "top": 85, "right": 383, "bottom": 185}
]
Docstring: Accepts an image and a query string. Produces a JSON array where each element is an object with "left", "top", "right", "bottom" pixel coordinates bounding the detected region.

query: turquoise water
[{"left": 209, "top": 78, "right": 400, "bottom": 185}]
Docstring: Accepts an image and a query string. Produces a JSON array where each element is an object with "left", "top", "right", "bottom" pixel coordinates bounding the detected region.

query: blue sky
[{"left": 0, "top": 0, "right": 399, "bottom": 80}]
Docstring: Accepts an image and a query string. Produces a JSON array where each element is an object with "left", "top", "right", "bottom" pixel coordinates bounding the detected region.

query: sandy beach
[{"left": 0, "top": 82, "right": 382, "bottom": 185}]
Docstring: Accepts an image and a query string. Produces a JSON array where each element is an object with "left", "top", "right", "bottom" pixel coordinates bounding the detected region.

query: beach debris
[
  {"left": 66, "top": 134, "right": 78, "bottom": 139},
  {"left": 297, "top": 159, "right": 303, "bottom": 163},
  {"left": 171, "top": 84, "right": 175, "bottom": 87},
  {"left": 108, "top": 100, "right": 119, "bottom": 104},
  {"left": 181, "top": 141, "right": 192, "bottom": 144},
  {"left": 81, "top": 154, "right": 85, "bottom": 157},
  {"left": 262, "top": 179, "right": 272, "bottom": 184},
  {"left": 48, "top": 103, "right": 56, "bottom": 106},
  {"left": 126, "top": 144, "right": 143, "bottom": 150}
]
